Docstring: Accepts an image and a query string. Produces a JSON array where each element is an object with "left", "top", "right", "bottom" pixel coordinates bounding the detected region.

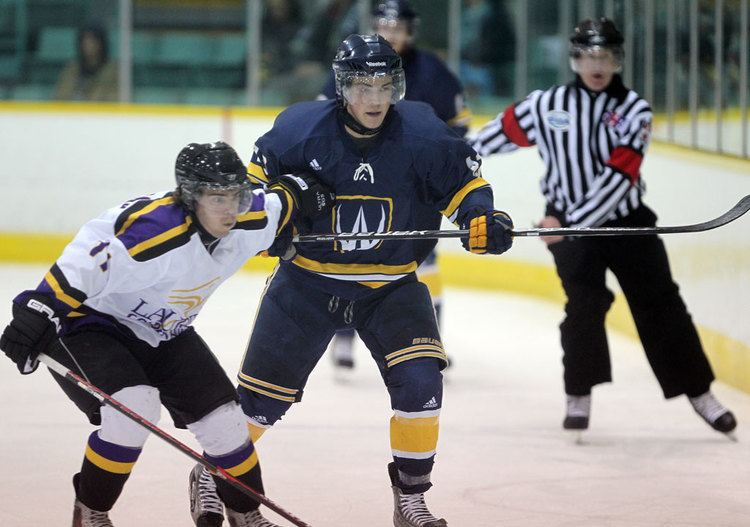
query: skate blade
[
  {"left": 565, "top": 430, "right": 585, "bottom": 445},
  {"left": 724, "top": 431, "right": 739, "bottom": 443}
]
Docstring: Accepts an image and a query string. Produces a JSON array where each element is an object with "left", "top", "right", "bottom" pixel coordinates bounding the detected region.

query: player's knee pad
[
  {"left": 238, "top": 384, "right": 292, "bottom": 429},
  {"left": 99, "top": 385, "right": 160, "bottom": 448},
  {"left": 387, "top": 358, "right": 443, "bottom": 413},
  {"left": 187, "top": 402, "right": 250, "bottom": 457}
]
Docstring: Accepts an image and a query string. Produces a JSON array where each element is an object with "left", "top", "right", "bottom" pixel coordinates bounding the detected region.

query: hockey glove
[
  {"left": 461, "top": 210, "right": 514, "bottom": 255},
  {"left": 271, "top": 172, "right": 335, "bottom": 219},
  {"left": 266, "top": 224, "right": 297, "bottom": 261},
  {"left": 0, "top": 294, "right": 60, "bottom": 374}
]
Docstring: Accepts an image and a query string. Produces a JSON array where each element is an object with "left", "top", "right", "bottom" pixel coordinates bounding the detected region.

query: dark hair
[{"left": 77, "top": 25, "right": 109, "bottom": 75}]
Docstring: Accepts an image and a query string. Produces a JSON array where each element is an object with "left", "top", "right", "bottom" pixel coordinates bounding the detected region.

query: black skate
[
  {"left": 389, "top": 462, "right": 447, "bottom": 527},
  {"left": 189, "top": 463, "right": 225, "bottom": 526},
  {"left": 689, "top": 391, "right": 738, "bottom": 438},
  {"left": 225, "top": 507, "right": 282, "bottom": 527},
  {"left": 563, "top": 394, "right": 590, "bottom": 430},
  {"left": 72, "top": 499, "right": 114, "bottom": 527}
]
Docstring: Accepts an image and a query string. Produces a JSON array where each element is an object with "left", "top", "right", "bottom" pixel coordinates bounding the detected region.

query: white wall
[{"left": 1, "top": 105, "right": 748, "bottom": 346}]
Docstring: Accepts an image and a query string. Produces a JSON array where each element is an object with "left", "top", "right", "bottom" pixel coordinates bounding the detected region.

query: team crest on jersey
[
  {"left": 353, "top": 162, "right": 375, "bottom": 184},
  {"left": 465, "top": 155, "right": 482, "bottom": 178},
  {"left": 546, "top": 110, "right": 571, "bottom": 130},
  {"left": 333, "top": 195, "right": 393, "bottom": 252}
]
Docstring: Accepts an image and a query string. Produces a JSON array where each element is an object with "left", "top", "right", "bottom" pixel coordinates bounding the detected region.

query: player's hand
[
  {"left": 461, "top": 210, "right": 514, "bottom": 255},
  {"left": 272, "top": 172, "right": 335, "bottom": 219},
  {"left": 266, "top": 224, "right": 297, "bottom": 261},
  {"left": 0, "top": 295, "right": 59, "bottom": 374},
  {"left": 538, "top": 216, "right": 564, "bottom": 245}
]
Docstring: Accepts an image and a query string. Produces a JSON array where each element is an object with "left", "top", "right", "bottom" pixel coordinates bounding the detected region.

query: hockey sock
[
  {"left": 76, "top": 430, "right": 142, "bottom": 511},
  {"left": 205, "top": 441, "right": 264, "bottom": 513}
]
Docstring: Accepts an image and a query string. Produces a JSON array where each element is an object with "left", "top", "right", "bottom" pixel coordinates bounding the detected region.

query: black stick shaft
[
  {"left": 38, "top": 353, "right": 312, "bottom": 527},
  {"left": 293, "top": 194, "right": 750, "bottom": 242}
]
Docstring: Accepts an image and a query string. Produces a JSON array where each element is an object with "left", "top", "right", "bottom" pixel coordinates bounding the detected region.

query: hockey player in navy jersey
[
  {"left": 320, "top": 0, "right": 471, "bottom": 376},
  {"left": 0, "top": 141, "right": 333, "bottom": 527},
  {"left": 189, "top": 35, "right": 513, "bottom": 527}
]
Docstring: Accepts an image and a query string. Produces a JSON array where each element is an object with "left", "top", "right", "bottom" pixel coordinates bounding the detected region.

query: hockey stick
[
  {"left": 37, "top": 353, "right": 312, "bottom": 527},
  {"left": 293, "top": 194, "right": 750, "bottom": 242}
]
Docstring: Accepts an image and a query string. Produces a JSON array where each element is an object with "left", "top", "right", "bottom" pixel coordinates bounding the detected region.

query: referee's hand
[{"left": 538, "top": 216, "right": 564, "bottom": 245}]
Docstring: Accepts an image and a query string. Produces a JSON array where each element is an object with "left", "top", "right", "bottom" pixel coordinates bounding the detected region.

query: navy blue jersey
[
  {"left": 321, "top": 48, "right": 471, "bottom": 137},
  {"left": 248, "top": 99, "right": 493, "bottom": 299}
]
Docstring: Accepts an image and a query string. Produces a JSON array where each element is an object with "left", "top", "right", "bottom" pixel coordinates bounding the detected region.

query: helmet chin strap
[{"left": 338, "top": 105, "right": 392, "bottom": 136}]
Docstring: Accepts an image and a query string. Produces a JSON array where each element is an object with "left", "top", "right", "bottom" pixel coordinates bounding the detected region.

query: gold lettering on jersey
[{"left": 412, "top": 337, "right": 443, "bottom": 347}]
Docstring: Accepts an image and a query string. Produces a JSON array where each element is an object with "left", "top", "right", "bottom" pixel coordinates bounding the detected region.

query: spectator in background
[
  {"left": 261, "top": 0, "right": 304, "bottom": 79},
  {"left": 460, "top": 0, "right": 515, "bottom": 98},
  {"left": 54, "top": 25, "right": 118, "bottom": 102}
]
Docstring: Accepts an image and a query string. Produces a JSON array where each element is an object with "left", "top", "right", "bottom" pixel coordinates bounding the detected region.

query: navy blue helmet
[{"left": 332, "top": 34, "right": 406, "bottom": 104}]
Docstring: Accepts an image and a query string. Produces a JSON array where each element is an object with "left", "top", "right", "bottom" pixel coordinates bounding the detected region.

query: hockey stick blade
[
  {"left": 293, "top": 194, "right": 750, "bottom": 242},
  {"left": 37, "top": 353, "right": 313, "bottom": 527}
]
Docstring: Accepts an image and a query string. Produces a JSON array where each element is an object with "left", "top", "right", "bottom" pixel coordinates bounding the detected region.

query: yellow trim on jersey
[
  {"left": 440, "top": 178, "right": 490, "bottom": 220},
  {"left": 172, "top": 277, "right": 222, "bottom": 293},
  {"left": 237, "top": 378, "right": 297, "bottom": 402},
  {"left": 237, "top": 372, "right": 298, "bottom": 395},
  {"left": 291, "top": 255, "right": 417, "bottom": 277},
  {"left": 44, "top": 270, "right": 82, "bottom": 309},
  {"left": 115, "top": 196, "right": 175, "bottom": 236},
  {"left": 236, "top": 209, "right": 267, "bottom": 223},
  {"left": 85, "top": 446, "right": 136, "bottom": 474},
  {"left": 127, "top": 217, "right": 192, "bottom": 258},
  {"left": 225, "top": 450, "right": 259, "bottom": 477},
  {"left": 247, "top": 162, "right": 269, "bottom": 183},
  {"left": 390, "top": 414, "right": 439, "bottom": 454}
]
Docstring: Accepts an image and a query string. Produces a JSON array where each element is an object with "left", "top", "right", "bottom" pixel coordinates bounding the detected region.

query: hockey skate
[
  {"left": 389, "top": 462, "right": 447, "bottom": 527},
  {"left": 563, "top": 394, "right": 590, "bottom": 430},
  {"left": 189, "top": 463, "right": 224, "bottom": 527},
  {"left": 689, "top": 391, "right": 738, "bottom": 439},
  {"left": 225, "top": 507, "right": 282, "bottom": 527},
  {"left": 72, "top": 499, "right": 114, "bottom": 527}
]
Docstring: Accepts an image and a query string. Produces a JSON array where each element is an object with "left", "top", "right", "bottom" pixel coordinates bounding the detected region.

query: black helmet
[
  {"left": 373, "top": 0, "right": 419, "bottom": 33},
  {"left": 174, "top": 141, "right": 252, "bottom": 210},
  {"left": 569, "top": 18, "right": 624, "bottom": 70},
  {"left": 332, "top": 34, "right": 406, "bottom": 104}
]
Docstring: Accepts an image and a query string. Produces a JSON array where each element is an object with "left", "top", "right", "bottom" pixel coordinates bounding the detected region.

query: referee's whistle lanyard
[{"left": 328, "top": 295, "right": 355, "bottom": 324}]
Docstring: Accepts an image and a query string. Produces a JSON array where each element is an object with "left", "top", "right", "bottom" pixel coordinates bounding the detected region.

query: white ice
[{"left": 0, "top": 264, "right": 748, "bottom": 526}]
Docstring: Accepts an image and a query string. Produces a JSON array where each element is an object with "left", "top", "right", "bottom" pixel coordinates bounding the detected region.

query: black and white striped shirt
[{"left": 470, "top": 76, "right": 652, "bottom": 228}]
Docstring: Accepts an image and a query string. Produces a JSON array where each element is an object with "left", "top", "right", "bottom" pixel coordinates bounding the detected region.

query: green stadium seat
[
  {"left": 12, "top": 83, "right": 53, "bottom": 101},
  {"left": 214, "top": 34, "right": 246, "bottom": 67},
  {"left": 37, "top": 26, "right": 77, "bottom": 62},
  {"left": 154, "top": 32, "right": 215, "bottom": 66},
  {"left": 133, "top": 86, "right": 182, "bottom": 105},
  {"left": 132, "top": 31, "right": 158, "bottom": 65}
]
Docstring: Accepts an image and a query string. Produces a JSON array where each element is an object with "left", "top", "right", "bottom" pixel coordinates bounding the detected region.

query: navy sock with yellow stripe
[
  {"left": 76, "top": 431, "right": 142, "bottom": 512},
  {"left": 205, "top": 441, "right": 264, "bottom": 513}
]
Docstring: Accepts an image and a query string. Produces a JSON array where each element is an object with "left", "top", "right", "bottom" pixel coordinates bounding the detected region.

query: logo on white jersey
[
  {"left": 422, "top": 397, "right": 439, "bottom": 409},
  {"left": 309, "top": 159, "right": 322, "bottom": 171},
  {"left": 546, "top": 110, "right": 571, "bottom": 131},
  {"left": 353, "top": 162, "right": 375, "bottom": 184}
]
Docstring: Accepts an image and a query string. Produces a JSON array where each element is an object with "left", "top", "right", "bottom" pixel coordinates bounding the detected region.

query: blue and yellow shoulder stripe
[{"left": 114, "top": 194, "right": 194, "bottom": 262}]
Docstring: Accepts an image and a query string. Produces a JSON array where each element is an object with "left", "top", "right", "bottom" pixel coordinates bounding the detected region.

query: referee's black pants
[{"left": 547, "top": 205, "right": 715, "bottom": 398}]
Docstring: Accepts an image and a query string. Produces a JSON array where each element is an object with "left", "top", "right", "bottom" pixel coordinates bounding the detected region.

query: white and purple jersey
[{"left": 15, "top": 189, "right": 289, "bottom": 346}]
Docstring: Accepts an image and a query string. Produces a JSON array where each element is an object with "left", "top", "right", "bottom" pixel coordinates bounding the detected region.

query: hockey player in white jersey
[{"left": 0, "top": 141, "right": 333, "bottom": 527}]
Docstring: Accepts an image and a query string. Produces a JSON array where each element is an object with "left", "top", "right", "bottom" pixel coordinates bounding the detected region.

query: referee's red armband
[
  {"left": 607, "top": 146, "right": 643, "bottom": 183},
  {"left": 501, "top": 104, "right": 532, "bottom": 147}
]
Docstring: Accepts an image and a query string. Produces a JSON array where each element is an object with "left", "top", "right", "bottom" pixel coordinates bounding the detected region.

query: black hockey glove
[
  {"left": 267, "top": 224, "right": 297, "bottom": 261},
  {"left": 461, "top": 210, "right": 514, "bottom": 255},
  {"left": 0, "top": 295, "right": 60, "bottom": 374},
  {"left": 271, "top": 172, "right": 335, "bottom": 219}
]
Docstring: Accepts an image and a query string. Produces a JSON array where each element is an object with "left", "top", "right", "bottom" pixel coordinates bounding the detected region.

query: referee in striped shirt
[{"left": 470, "top": 18, "right": 736, "bottom": 437}]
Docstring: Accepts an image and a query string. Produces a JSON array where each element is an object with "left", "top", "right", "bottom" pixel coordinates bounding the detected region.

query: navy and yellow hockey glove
[
  {"left": 0, "top": 294, "right": 59, "bottom": 374},
  {"left": 461, "top": 210, "right": 514, "bottom": 255},
  {"left": 271, "top": 172, "right": 335, "bottom": 219}
]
